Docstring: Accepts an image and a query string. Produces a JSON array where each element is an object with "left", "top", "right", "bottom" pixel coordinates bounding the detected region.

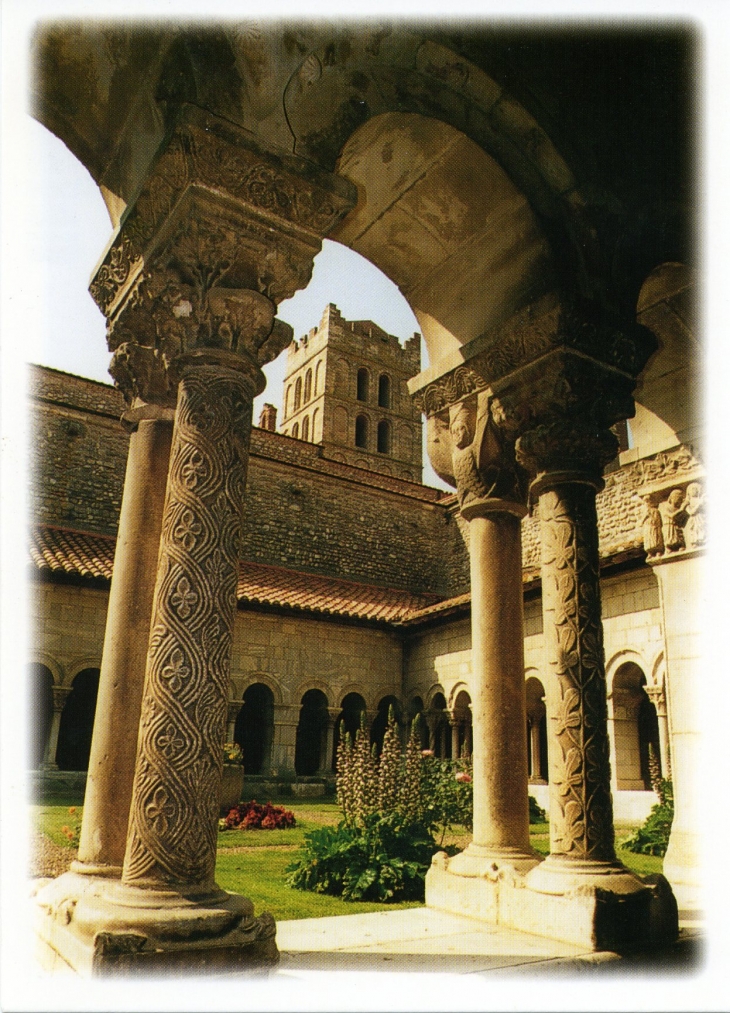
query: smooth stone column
[
  {"left": 646, "top": 686, "right": 672, "bottom": 781},
  {"left": 525, "top": 477, "right": 643, "bottom": 896},
  {"left": 650, "top": 553, "right": 703, "bottom": 910},
  {"left": 226, "top": 702, "right": 240, "bottom": 747},
  {"left": 41, "top": 687, "right": 70, "bottom": 768},
  {"left": 450, "top": 718, "right": 460, "bottom": 761},
  {"left": 270, "top": 705, "right": 299, "bottom": 775},
  {"left": 449, "top": 505, "right": 537, "bottom": 875},
  {"left": 319, "top": 710, "right": 337, "bottom": 774},
  {"left": 73, "top": 414, "right": 173, "bottom": 878}
]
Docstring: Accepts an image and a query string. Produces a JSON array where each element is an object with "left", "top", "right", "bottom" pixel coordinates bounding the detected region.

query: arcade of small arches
[{"left": 30, "top": 659, "right": 666, "bottom": 793}]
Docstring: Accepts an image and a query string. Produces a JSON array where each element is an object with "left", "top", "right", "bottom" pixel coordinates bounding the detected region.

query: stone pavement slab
[{"left": 275, "top": 907, "right": 603, "bottom": 974}]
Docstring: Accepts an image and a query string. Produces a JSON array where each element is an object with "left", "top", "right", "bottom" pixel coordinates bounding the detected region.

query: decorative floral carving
[
  {"left": 123, "top": 366, "right": 256, "bottom": 888},
  {"left": 89, "top": 112, "right": 355, "bottom": 319},
  {"left": 516, "top": 419, "right": 618, "bottom": 479},
  {"left": 539, "top": 485, "right": 616, "bottom": 862},
  {"left": 413, "top": 366, "right": 487, "bottom": 416}
]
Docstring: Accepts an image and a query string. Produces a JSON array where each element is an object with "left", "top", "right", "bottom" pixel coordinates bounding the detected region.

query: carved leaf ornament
[{"left": 540, "top": 486, "right": 615, "bottom": 861}]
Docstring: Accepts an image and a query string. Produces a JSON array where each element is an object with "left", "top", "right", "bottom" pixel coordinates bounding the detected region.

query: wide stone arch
[{"left": 32, "top": 24, "right": 693, "bottom": 445}]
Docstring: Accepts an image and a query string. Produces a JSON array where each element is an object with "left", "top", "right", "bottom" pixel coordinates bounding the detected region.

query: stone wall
[
  {"left": 230, "top": 611, "right": 402, "bottom": 709},
  {"left": 30, "top": 366, "right": 453, "bottom": 595},
  {"left": 30, "top": 366, "right": 659, "bottom": 599}
]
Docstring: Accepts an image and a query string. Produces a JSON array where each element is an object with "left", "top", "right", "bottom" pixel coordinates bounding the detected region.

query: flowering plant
[
  {"left": 223, "top": 741, "right": 243, "bottom": 765},
  {"left": 219, "top": 800, "right": 296, "bottom": 831}
]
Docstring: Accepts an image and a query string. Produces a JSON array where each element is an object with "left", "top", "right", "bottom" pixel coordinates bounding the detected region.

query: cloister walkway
[{"left": 275, "top": 907, "right": 701, "bottom": 976}]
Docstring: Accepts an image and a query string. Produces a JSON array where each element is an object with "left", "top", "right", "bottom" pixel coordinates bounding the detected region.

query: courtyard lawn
[{"left": 31, "top": 800, "right": 664, "bottom": 921}]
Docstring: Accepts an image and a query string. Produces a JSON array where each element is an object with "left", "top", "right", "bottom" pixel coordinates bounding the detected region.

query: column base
[
  {"left": 426, "top": 851, "right": 678, "bottom": 952},
  {"left": 447, "top": 841, "right": 540, "bottom": 876},
  {"left": 33, "top": 872, "right": 278, "bottom": 976}
]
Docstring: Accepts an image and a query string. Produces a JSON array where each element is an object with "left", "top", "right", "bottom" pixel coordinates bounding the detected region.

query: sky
[{"left": 25, "top": 117, "right": 449, "bottom": 489}]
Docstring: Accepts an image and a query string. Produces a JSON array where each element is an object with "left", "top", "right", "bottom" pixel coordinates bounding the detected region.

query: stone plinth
[
  {"left": 426, "top": 853, "right": 678, "bottom": 952},
  {"left": 34, "top": 873, "right": 276, "bottom": 976}
]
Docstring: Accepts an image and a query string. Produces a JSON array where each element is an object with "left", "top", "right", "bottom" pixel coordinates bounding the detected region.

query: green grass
[
  {"left": 31, "top": 804, "right": 83, "bottom": 847},
  {"left": 215, "top": 848, "right": 421, "bottom": 921},
  {"left": 31, "top": 799, "right": 665, "bottom": 920}
]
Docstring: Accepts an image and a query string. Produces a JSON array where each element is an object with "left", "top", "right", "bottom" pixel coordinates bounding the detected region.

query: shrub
[
  {"left": 286, "top": 810, "right": 434, "bottom": 902},
  {"left": 622, "top": 780, "right": 674, "bottom": 856},
  {"left": 219, "top": 800, "right": 296, "bottom": 832},
  {"left": 529, "top": 794, "right": 547, "bottom": 824}
]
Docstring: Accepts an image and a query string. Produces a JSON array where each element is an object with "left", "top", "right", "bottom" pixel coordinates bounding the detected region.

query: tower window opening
[
  {"left": 357, "top": 368, "right": 369, "bottom": 402},
  {"left": 378, "top": 373, "right": 391, "bottom": 408},
  {"left": 355, "top": 414, "right": 369, "bottom": 449},
  {"left": 377, "top": 418, "right": 392, "bottom": 454}
]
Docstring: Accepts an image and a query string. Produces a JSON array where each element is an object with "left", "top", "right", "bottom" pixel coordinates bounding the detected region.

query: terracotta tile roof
[
  {"left": 236, "top": 561, "right": 442, "bottom": 623},
  {"left": 31, "top": 526, "right": 116, "bottom": 581},
  {"left": 29, "top": 526, "right": 444, "bottom": 624}
]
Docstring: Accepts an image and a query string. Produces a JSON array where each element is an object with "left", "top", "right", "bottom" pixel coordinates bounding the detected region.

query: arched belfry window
[
  {"left": 284, "top": 385, "right": 291, "bottom": 419},
  {"left": 304, "top": 369, "right": 312, "bottom": 403},
  {"left": 301, "top": 415, "right": 310, "bottom": 442},
  {"left": 292, "top": 422, "right": 299, "bottom": 439},
  {"left": 357, "top": 368, "right": 369, "bottom": 402},
  {"left": 377, "top": 418, "right": 392, "bottom": 454},
  {"left": 355, "top": 414, "right": 369, "bottom": 449},
  {"left": 294, "top": 377, "right": 302, "bottom": 410},
  {"left": 314, "top": 360, "right": 323, "bottom": 395},
  {"left": 378, "top": 374, "right": 391, "bottom": 408}
]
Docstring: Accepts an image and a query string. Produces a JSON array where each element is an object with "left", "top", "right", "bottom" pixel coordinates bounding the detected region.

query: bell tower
[{"left": 279, "top": 303, "right": 423, "bottom": 483}]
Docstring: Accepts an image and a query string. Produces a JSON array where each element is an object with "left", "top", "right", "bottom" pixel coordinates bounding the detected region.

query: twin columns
[{"left": 42, "top": 108, "right": 657, "bottom": 965}]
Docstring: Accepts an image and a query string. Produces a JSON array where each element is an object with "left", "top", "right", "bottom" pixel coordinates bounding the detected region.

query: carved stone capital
[
  {"left": 91, "top": 106, "right": 356, "bottom": 318},
  {"left": 428, "top": 391, "right": 528, "bottom": 518},
  {"left": 410, "top": 293, "right": 655, "bottom": 420},
  {"left": 90, "top": 106, "right": 355, "bottom": 407},
  {"left": 515, "top": 420, "right": 618, "bottom": 491},
  {"left": 52, "top": 686, "right": 71, "bottom": 712}
]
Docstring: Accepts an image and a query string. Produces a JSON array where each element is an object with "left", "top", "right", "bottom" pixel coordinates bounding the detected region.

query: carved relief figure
[
  {"left": 683, "top": 482, "right": 705, "bottom": 549},
  {"left": 449, "top": 397, "right": 525, "bottom": 511},
  {"left": 658, "top": 488, "right": 685, "bottom": 552},
  {"left": 641, "top": 498, "right": 664, "bottom": 557}
]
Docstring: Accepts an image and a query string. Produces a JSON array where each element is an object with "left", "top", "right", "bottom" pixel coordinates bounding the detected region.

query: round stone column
[
  {"left": 42, "top": 686, "right": 70, "bottom": 768},
  {"left": 121, "top": 357, "right": 254, "bottom": 894},
  {"left": 449, "top": 503, "right": 536, "bottom": 875},
  {"left": 72, "top": 352, "right": 276, "bottom": 956},
  {"left": 73, "top": 412, "right": 173, "bottom": 877},
  {"left": 525, "top": 474, "right": 643, "bottom": 895}
]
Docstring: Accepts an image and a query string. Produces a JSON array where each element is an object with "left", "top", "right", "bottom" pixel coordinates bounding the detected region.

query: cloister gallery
[{"left": 28, "top": 22, "right": 701, "bottom": 972}]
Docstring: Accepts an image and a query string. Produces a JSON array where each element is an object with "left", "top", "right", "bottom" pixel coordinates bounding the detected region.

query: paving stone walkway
[{"left": 275, "top": 907, "right": 702, "bottom": 977}]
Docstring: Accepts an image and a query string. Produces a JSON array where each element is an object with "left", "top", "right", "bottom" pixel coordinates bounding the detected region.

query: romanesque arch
[
  {"left": 28, "top": 662, "right": 54, "bottom": 768},
  {"left": 610, "top": 661, "right": 661, "bottom": 791},
  {"left": 55, "top": 667, "right": 100, "bottom": 771},
  {"left": 294, "top": 688, "right": 329, "bottom": 776},
  {"left": 234, "top": 683, "right": 275, "bottom": 776}
]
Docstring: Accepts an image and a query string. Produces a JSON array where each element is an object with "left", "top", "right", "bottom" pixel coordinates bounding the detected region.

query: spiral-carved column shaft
[
  {"left": 122, "top": 362, "right": 255, "bottom": 891},
  {"left": 536, "top": 478, "right": 617, "bottom": 865}
]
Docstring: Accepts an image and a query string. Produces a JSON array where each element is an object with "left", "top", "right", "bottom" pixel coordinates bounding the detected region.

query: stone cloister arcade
[{"left": 32, "top": 23, "right": 699, "bottom": 972}]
